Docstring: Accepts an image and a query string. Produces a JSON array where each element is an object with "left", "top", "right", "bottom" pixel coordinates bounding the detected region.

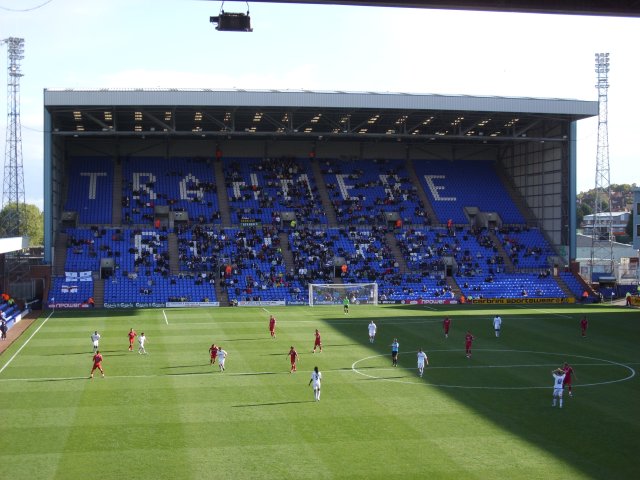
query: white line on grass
[
  {"left": 515, "top": 305, "right": 573, "bottom": 318},
  {"left": 351, "top": 349, "right": 636, "bottom": 389},
  {"left": 1, "top": 358, "right": 637, "bottom": 385},
  {"left": 262, "top": 307, "right": 270, "bottom": 314},
  {"left": 163, "top": 310, "right": 169, "bottom": 325},
  {"left": 360, "top": 362, "right": 626, "bottom": 371},
  {"left": 0, "top": 310, "right": 54, "bottom": 375}
]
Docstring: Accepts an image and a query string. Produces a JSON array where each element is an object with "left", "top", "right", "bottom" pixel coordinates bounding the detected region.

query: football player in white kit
[
  {"left": 493, "top": 315, "right": 502, "bottom": 337},
  {"left": 90, "top": 331, "right": 101, "bottom": 353},
  {"left": 368, "top": 321, "right": 377, "bottom": 343},
  {"left": 552, "top": 368, "right": 566, "bottom": 408},
  {"left": 217, "top": 347, "right": 228, "bottom": 371},
  {"left": 309, "top": 366, "right": 322, "bottom": 401},
  {"left": 417, "top": 348, "right": 429, "bottom": 377},
  {"left": 138, "top": 332, "right": 148, "bottom": 354}
]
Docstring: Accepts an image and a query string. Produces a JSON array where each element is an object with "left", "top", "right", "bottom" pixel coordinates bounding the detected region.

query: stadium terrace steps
[
  {"left": 93, "top": 278, "right": 104, "bottom": 307},
  {"left": 487, "top": 229, "right": 516, "bottom": 273},
  {"left": 214, "top": 158, "right": 232, "bottom": 227},
  {"left": 406, "top": 159, "right": 438, "bottom": 226},
  {"left": 560, "top": 271, "right": 597, "bottom": 299},
  {"left": 384, "top": 231, "right": 409, "bottom": 274},
  {"left": 311, "top": 158, "right": 338, "bottom": 227},
  {"left": 53, "top": 232, "right": 68, "bottom": 276},
  {"left": 446, "top": 276, "right": 463, "bottom": 298},
  {"left": 112, "top": 160, "right": 123, "bottom": 225},
  {"left": 167, "top": 233, "right": 180, "bottom": 275},
  {"left": 278, "top": 232, "right": 296, "bottom": 273},
  {"left": 554, "top": 274, "right": 575, "bottom": 298},
  {"left": 214, "top": 278, "right": 228, "bottom": 306}
]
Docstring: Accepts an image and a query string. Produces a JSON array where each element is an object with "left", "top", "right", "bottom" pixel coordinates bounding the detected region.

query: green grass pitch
[{"left": 0, "top": 303, "right": 638, "bottom": 480}]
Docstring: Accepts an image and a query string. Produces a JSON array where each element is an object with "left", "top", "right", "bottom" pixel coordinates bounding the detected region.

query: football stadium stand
[{"left": 49, "top": 155, "right": 585, "bottom": 308}]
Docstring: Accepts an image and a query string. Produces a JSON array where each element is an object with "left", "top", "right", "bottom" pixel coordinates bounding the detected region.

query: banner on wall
[
  {"left": 48, "top": 302, "right": 90, "bottom": 309},
  {"left": 469, "top": 297, "right": 575, "bottom": 305},
  {"left": 61, "top": 285, "right": 78, "bottom": 294},
  {"left": 402, "top": 299, "right": 458, "bottom": 305},
  {"left": 65, "top": 271, "right": 93, "bottom": 282},
  {"left": 237, "top": 300, "right": 286, "bottom": 307},
  {"left": 165, "top": 301, "right": 220, "bottom": 308}
]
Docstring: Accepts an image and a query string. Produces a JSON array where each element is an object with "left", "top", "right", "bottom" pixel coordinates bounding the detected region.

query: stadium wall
[{"left": 499, "top": 121, "right": 572, "bottom": 260}]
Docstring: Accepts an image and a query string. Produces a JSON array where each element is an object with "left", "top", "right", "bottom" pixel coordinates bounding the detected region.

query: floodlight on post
[
  {"left": 589, "top": 52, "right": 615, "bottom": 283},
  {"left": 1, "top": 37, "right": 26, "bottom": 237},
  {"left": 210, "top": 1, "right": 252, "bottom": 32}
]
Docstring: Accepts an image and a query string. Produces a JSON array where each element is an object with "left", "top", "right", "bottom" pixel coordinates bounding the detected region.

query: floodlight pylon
[
  {"left": 1, "top": 37, "right": 26, "bottom": 236},
  {"left": 589, "top": 52, "right": 615, "bottom": 282}
]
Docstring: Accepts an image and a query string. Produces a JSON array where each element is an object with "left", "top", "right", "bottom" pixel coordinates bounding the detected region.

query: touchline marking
[
  {"left": 163, "top": 310, "right": 169, "bottom": 325},
  {"left": 0, "top": 311, "right": 55, "bottom": 375},
  {"left": 515, "top": 305, "right": 572, "bottom": 319},
  {"left": 351, "top": 349, "right": 636, "bottom": 389}
]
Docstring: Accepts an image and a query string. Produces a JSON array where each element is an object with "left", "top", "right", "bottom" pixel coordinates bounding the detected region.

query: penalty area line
[
  {"left": 163, "top": 310, "right": 169, "bottom": 325},
  {"left": 0, "top": 310, "right": 55, "bottom": 376}
]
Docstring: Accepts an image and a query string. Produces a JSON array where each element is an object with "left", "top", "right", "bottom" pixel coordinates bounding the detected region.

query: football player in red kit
[
  {"left": 128, "top": 328, "right": 137, "bottom": 351},
  {"left": 269, "top": 315, "right": 277, "bottom": 339},
  {"left": 90, "top": 351, "right": 104, "bottom": 378},
  {"left": 288, "top": 346, "right": 299, "bottom": 373},
  {"left": 465, "top": 331, "right": 475, "bottom": 358},
  {"left": 580, "top": 316, "right": 588, "bottom": 337},
  {"left": 209, "top": 344, "right": 218, "bottom": 365},
  {"left": 443, "top": 317, "right": 451, "bottom": 338},
  {"left": 313, "top": 329, "right": 322, "bottom": 353},
  {"left": 562, "top": 362, "right": 577, "bottom": 397}
]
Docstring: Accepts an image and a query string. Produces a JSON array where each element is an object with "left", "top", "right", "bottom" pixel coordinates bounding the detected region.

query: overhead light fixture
[{"left": 210, "top": 2, "right": 252, "bottom": 32}]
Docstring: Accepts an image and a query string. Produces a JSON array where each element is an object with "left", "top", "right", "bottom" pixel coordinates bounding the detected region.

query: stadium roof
[
  {"left": 44, "top": 89, "right": 598, "bottom": 143},
  {"left": 249, "top": 1, "right": 640, "bottom": 17}
]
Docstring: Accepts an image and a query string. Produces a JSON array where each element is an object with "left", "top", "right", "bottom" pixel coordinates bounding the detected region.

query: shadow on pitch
[
  {"left": 28, "top": 376, "right": 88, "bottom": 382},
  {"left": 164, "top": 371, "right": 212, "bottom": 377},
  {"left": 218, "top": 337, "right": 264, "bottom": 342},
  {"left": 228, "top": 371, "right": 281, "bottom": 376},
  {"left": 44, "top": 352, "right": 91, "bottom": 356},
  {"left": 44, "top": 349, "right": 124, "bottom": 356},
  {"left": 232, "top": 400, "right": 315, "bottom": 407},
  {"left": 162, "top": 364, "right": 210, "bottom": 369}
]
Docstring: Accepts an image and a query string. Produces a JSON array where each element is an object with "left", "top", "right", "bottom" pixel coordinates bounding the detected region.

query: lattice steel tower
[
  {"left": 589, "top": 52, "right": 615, "bottom": 280},
  {"left": 1, "top": 37, "right": 26, "bottom": 236}
]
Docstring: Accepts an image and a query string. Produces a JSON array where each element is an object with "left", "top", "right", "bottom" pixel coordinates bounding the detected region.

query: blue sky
[{"left": 0, "top": 0, "right": 638, "bottom": 209}]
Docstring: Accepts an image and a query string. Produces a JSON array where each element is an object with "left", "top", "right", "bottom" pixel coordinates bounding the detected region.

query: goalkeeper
[{"left": 343, "top": 295, "right": 350, "bottom": 314}]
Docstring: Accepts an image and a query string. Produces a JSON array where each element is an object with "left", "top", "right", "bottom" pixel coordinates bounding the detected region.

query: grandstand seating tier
[{"left": 56, "top": 156, "right": 571, "bottom": 307}]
